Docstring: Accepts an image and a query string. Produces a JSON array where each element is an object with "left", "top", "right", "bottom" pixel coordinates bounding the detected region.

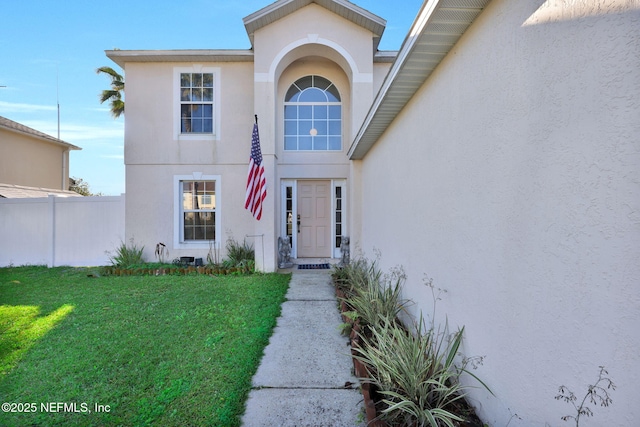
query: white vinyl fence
[{"left": 0, "top": 195, "right": 125, "bottom": 267}]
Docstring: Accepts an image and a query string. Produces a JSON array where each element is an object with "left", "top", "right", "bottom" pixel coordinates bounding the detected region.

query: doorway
[{"left": 281, "top": 179, "right": 346, "bottom": 259}]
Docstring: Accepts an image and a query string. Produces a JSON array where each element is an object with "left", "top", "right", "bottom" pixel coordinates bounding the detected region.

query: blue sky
[{"left": 0, "top": 0, "right": 423, "bottom": 195}]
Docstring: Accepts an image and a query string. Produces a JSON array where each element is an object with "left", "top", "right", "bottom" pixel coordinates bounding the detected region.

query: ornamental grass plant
[
  {"left": 354, "top": 318, "right": 487, "bottom": 427},
  {"left": 106, "top": 238, "right": 145, "bottom": 267},
  {"left": 333, "top": 257, "right": 490, "bottom": 427},
  {"left": 341, "top": 261, "right": 409, "bottom": 331}
]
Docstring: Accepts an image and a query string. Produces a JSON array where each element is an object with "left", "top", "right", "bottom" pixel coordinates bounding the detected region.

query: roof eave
[
  {"left": 0, "top": 119, "right": 81, "bottom": 151},
  {"left": 348, "top": 0, "right": 491, "bottom": 160},
  {"left": 106, "top": 49, "right": 255, "bottom": 68}
]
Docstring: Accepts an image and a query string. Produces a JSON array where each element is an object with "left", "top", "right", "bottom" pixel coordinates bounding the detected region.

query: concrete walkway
[{"left": 241, "top": 268, "right": 364, "bottom": 427}]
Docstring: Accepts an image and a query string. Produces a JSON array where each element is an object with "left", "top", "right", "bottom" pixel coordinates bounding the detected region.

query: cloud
[
  {"left": 60, "top": 123, "right": 124, "bottom": 143},
  {"left": 13, "top": 119, "right": 123, "bottom": 145},
  {"left": 0, "top": 100, "right": 57, "bottom": 113}
]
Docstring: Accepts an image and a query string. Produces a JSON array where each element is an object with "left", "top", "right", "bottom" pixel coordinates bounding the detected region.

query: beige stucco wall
[
  {"left": 249, "top": 3, "right": 384, "bottom": 270},
  {"left": 122, "top": 3, "right": 387, "bottom": 268},
  {"left": 0, "top": 128, "right": 70, "bottom": 190},
  {"left": 357, "top": 1, "right": 640, "bottom": 425},
  {"left": 124, "top": 60, "right": 257, "bottom": 262}
]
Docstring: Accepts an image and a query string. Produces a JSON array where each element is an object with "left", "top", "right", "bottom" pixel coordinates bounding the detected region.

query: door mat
[{"left": 297, "top": 263, "right": 331, "bottom": 270}]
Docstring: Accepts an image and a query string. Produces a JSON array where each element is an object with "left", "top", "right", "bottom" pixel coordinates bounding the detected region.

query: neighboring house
[
  {"left": 0, "top": 115, "right": 81, "bottom": 198},
  {"left": 108, "top": 0, "right": 639, "bottom": 425}
]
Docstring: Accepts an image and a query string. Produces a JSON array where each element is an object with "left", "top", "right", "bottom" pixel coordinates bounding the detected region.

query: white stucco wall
[{"left": 358, "top": 1, "right": 639, "bottom": 425}]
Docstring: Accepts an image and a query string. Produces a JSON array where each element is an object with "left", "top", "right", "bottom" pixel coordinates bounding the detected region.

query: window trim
[
  {"left": 173, "top": 174, "right": 221, "bottom": 249},
  {"left": 173, "top": 66, "right": 221, "bottom": 141}
]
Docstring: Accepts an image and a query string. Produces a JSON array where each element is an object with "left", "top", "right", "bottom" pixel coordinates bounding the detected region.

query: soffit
[
  {"left": 0, "top": 116, "right": 81, "bottom": 150},
  {"left": 243, "top": 0, "right": 386, "bottom": 50},
  {"left": 348, "top": 0, "right": 491, "bottom": 160},
  {"left": 106, "top": 50, "right": 254, "bottom": 68}
]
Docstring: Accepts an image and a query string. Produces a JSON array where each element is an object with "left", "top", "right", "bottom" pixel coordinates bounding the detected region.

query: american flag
[{"left": 244, "top": 122, "right": 267, "bottom": 220}]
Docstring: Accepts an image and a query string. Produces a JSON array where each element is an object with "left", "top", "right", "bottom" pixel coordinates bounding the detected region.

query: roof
[
  {"left": 348, "top": 0, "right": 491, "bottom": 159},
  {"left": 243, "top": 0, "right": 387, "bottom": 51},
  {"left": 0, "top": 183, "right": 83, "bottom": 199},
  {"left": 107, "top": 1, "right": 391, "bottom": 68},
  {"left": 106, "top": 49, "right": 255, "bottom": 68},
  {"left": 0, "top": 116, "right": 81, "bottom": 151},
  {"left": 107, "top": 48, "right": 396, "bottom": 68}
]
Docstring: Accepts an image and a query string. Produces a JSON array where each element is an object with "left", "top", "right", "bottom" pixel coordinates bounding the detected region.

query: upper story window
[
  {"left": 284, "top": 75, "right": 342, "bottom": 151},
  {"left": 174, "top": 67, "right": 220, "bottom": 140},
  {"left": 181, "top": 73, "right": 213, "bottom": 133}
]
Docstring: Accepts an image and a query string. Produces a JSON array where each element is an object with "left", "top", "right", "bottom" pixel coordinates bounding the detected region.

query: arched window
[{"left": 284, "top": 75, "right": 342, "bottom": 151}]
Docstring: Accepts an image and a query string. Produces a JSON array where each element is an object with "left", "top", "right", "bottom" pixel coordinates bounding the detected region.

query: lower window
[{"left": 178, "top": 178, "right": 218, "bottom": 243}]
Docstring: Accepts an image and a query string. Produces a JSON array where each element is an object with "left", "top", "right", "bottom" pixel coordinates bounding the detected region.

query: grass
[{"left": 0, "top": 266, "right": 290, "bottom": 427}]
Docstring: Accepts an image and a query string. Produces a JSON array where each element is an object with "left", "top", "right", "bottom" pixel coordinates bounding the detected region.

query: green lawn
[{"left": 0, "top": 266, "right": 290, "bottom": 427}]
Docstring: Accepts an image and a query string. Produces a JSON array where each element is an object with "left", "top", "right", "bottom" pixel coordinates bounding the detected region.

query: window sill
[
  {"left": 174, "top": 241, "right": 219, "bottom": 249},
  {"left": 176, "top": 133, "right": 217, "bottom": 142}
]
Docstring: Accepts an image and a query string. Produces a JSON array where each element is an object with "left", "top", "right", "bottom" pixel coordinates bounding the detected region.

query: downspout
[{"left": 62, "top": 148, "right": 69, "bottom": 190}]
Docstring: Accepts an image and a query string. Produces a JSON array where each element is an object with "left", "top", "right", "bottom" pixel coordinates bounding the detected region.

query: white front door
[{"left": 297, "top": 180, "right": 331, "bottom": 258}]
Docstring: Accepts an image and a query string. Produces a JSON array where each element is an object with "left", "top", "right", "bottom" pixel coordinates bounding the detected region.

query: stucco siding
[
  {"left": 359, "top": 1, "right": 639, "bottom": 425},
  {"left": 123, "top": 59, "right": 257, "bottom": 261},
  {"left": 125, "top": 163, "right": 255, "bottom": 262},
  {"left": 0, "top": 128, "right": 68, "bottom": 190},
  {"left": 124, "top": 62, "right": 254, "bottom": 166}
]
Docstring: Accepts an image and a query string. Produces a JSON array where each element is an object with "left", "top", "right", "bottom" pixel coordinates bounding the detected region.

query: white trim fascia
[
  {"left": 348, "top": 0, "right": 442, "bottom": 159},
  {"left": 243, "top": 0, "right": 386, "bottom": 48},
  {"left": 348, "top": 0, "right": 491, "bottom": 160},
  {"left": 106, "top": 50, "right": 254, "bottom": 68}
]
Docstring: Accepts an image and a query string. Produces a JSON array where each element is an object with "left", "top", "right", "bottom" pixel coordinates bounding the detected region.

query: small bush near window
[
  {"left": 224, "top": 238, "right": 254, "bottom": 269},
  {"left": 107, "top": 239, "right": 145, "bottom": 267}
]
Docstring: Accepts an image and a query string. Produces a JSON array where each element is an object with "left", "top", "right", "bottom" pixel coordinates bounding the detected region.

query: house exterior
[
  {"left": 0, "top": 115, "right": 81, "bottom": 197},
  {"left": 107, "top": 0, "right": 393, "bottom": 269},
  {"left": 108, "top": 0, "right": 639, "bottom": 425}
]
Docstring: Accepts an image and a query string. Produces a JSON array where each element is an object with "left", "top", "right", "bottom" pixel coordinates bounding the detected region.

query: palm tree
[{"left": 96, "top": 66, "right": 124, "bottom": 118}]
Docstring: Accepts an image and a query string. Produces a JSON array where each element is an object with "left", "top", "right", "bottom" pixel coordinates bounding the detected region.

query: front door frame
[{"left": 280, "top": 179, "right": 346, "bottom": 259}]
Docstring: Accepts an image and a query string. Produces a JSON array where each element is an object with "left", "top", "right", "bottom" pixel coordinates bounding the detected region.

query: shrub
[
  {"left": 107, "top": 239, "right": 145, "bottom": 267},
  {"left": 224, "top": 238, "right": 255, "bottom": 271}
]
